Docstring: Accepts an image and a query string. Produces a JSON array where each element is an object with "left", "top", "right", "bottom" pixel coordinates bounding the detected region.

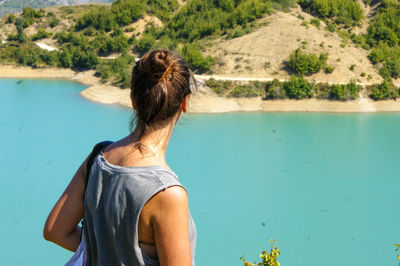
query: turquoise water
[{"left": 1, "top": 78, "right": 399, "bottom": 266}]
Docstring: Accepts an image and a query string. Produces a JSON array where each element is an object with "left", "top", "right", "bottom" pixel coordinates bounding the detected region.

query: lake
[{"left": 0, "top": 78, "right": 399, "bottom": 265}]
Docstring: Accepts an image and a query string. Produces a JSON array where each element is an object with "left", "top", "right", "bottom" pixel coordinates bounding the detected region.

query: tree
[
  {"left": 137, "top": 34, "right": 155, "bottom": 54},
  {"left": 181, "top": 43, "right": 214, "bottom": 73},
  {"left": 369, "top": 80, "right": 398, "bottom": 100},
  {"left": 287, "top": 48, "right": 327, "bottom": 75},
  {"left": 112, "top": 0, "right": 145, "bottom": 25},
  {"left": 283, "top": 75, "right": 314, "bottom": 99}
]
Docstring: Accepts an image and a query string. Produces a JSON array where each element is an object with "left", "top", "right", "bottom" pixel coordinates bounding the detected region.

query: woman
[{"left": 43, "top": 50, "right": 197, "bottom": 265}]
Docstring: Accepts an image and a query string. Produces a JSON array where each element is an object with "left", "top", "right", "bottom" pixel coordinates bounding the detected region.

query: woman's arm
[
  {"left": 150, "top": 186, "right": 193, "bottom": 266},
  {"left": 43, "top": 156, "right": 88, "bottom": 252}
]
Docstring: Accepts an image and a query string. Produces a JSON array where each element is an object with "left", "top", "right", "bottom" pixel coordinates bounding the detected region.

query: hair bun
[{"left": 130, "top": 49, "right": 194, "bottom": 131}]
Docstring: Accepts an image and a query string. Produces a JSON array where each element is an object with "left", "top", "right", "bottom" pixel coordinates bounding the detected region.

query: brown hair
[{"left": 130, "top": 49, "right": 195, "bottom": 150}]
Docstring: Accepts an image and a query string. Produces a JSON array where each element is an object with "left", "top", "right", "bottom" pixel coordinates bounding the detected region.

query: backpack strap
[{"left": 84, "top": 140, "right": 113, "bottom": 195}]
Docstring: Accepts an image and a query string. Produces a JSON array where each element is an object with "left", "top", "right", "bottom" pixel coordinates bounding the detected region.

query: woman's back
[
  {"left": 44, "top": 49, "right": 196, "bottom": 265},
  {"left": 83, "top": 151, "right": 197, "bottom": 265}
]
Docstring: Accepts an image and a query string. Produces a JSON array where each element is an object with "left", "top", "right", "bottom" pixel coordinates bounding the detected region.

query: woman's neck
[{"left": 130, "top": 123, "right": 174, "bottom": 160}]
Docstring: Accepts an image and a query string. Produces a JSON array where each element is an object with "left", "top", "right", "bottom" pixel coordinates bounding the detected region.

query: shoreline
[{"left": 1, "top": 65, "right": 400, "bottom": 113}]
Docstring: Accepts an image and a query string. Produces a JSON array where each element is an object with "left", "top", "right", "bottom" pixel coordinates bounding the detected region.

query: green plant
[
  {"left": 5, "top": 13, "right": 16, "bottom": 24},
  {"left": 330, "top": 80, "right": 360, "bottom": 101},
  {"left": 298, "top": 0, "right": 364, "bottom": 27},
  {"left": 136, "top": 33, "right": 156, "bottom": 54},
  {"left": 181, "top": 43, "right": 214, "bottom": 73},
  {"left": 324, "top": 65, "right": 335, "bottom": 74},
  {"left": 240, "top": 239, "right": 280, "bottom": 266},
  {"left": 265, "top": 79, "right": 287, "bottom": 99},
  {"left": 31, "top": 28, "right": 52, "bottom": 41},
  {"left": 283, "top": 75, "right": 314, "bottom": 99},
  {"left": 205, "top": 78, "right": 233, "bottom": 95},
  {"left": 263, "top": 62, "right": 271, "bottom": 69},
  {"left": 369, "top": 80, "right": 398, "bottom": 100},
  {"left": 165, "top": 0, "right": 274, "bottom": 43},
  {"left": 228, "top": 81, "right": 265, "bottom": 98},
  {"left": 287, "top": 48, "right": 328, "bottom": 75},
  {"left": 326, "top": 22, "right": 336, "bottom": 32},
  {"left": 310, "top": 18, "right": 320, "bottom": 29},
  {"left": 49, "top": 17, "right": 60, "bottom": 28},
  {"left": 301, "top": 20, "right": 309, "bottom": 28}
]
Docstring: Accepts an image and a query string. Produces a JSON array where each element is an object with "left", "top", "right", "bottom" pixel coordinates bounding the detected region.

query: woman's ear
[{"left": 181, "top": 94, "right": 190, "bottom": 113}]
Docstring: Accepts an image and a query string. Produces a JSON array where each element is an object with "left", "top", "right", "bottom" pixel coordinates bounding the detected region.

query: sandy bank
[{"left": 1, "top": 65, "right": 400, "bottom": 113}]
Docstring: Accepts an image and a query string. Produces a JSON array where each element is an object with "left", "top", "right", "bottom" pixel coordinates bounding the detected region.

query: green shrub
[
  {"left": 324, "top": 65, "right": 335, "bottom": 74},
  {"left": 49, "top": 17, "right": 60, "bottom": 28},
  {"left": 111, "top": 0, "right": 145, "bottom": 25},
  {"left": 287, "top": 48, "right": 328, "bottom": 75},
  {"left": 181, "top": 43, "right": 214, "bottom": 73},
  {"left": 379, "top": 59, "right": 400, "bottom": 79},
  {"left": 205, "top": 78, "right": 233, "bottom": 95},
  {"left": 147, "top": 0, "right": 179, "bottom": 21},
  {"left": 329, "top": 80, "right": 360, "bottom": 101},
  {"left": 315, "top": 82, "right": 331, "bottom": 99},
  {"left": 128, "top": 34, "right": 137, "bottom": 45},
  {"left": 95, "top": 54, "right": 136, "bottom": 88},
  {"left": 14, "top": 18, "right": 27, "bottom": 43},
  {"left": 310, "top": 18, "right": 320, "bottom": 29},
  {"left": 351, "top": 33, "right": 369, "bottom": 49},
  {"left": 136, "top": 33, "right": 156, "bottom": 54},
  {"left": 368, "top": 43, "right": 391, "bottom": 64},
  {"left": 272, "top": 0, "right": 297, "bottom": 11},
  {"left": 298, "top": 0, "right": 363, "bottom": 26},
  {"left": 366, "top": 5, "right": 400, "bottom": 47},
  {"left": 326, "top": 22, "right": 336, "bottom": 32},
  {"left": 265, "top": 79, "right": 287, "bottom": 99},
  {"left": 5, "top": 14, "right": 16, "bottom": 24},
  {"left": 31, "top": 28, "right": 52, "bottom": 41},
  {"left": 165, "top": 0, "right": 273, "bottom": 42},
  {"left": 283, "top": 75, "right": 314, "bottom": 99},
  {"left": 7, "top": 33, "right": 18, "bottom": 41},
  {"left": 22, "top": 7, "right": 43, "bottom": 27},
  {"left": 228, "top": 81, "right": 265, "bottom": 98},
  {"left": 124, "top": 27, "right": 135, "bottom": 32},
  {"left": 75, "top": 7, "right": 116, "bottom": 32},
  {"left": 152, "top": 35, "right": 177, "bottom": 51},
  {"left": 99, "top": 34, "right": 129, "bottom": 55},
  {"left": 369, "top": 80, "right": 398, "bottom": 100},
  {"left": 59, "top": 45, "right": 99, "bottom": 70},
  {"left": 232, "top": 26, "right": 250, "bottom": 38}
]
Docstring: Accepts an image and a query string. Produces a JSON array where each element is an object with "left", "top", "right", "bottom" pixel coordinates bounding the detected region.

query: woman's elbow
[
  {"left": 43, "top": 226, "right": 54, "bottom": 242},
  {"left": 43, "top": 223, "right": 59, "bottom": 243}
]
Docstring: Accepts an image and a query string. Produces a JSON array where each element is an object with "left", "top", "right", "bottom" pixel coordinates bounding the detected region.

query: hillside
[
  {"left": 1, "top": 0, "right": 400, "bottom": 103},
  {"left": 0, "top": 0, "right": 112, "bottom": 17},
  {"left": 204, "top": 5, "right": 383, "bottom": 84}
]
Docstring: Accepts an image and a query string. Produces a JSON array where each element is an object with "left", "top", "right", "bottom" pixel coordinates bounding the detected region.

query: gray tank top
[{"left": 83, "top": 152, "right": 197, "bottom": 265}]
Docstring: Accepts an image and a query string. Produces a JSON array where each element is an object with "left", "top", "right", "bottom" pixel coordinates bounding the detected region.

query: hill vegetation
[
  {"left": 298, "top": 0, "right": 400, "bottom": 82},
  {"left": 0, "top": 0, "right": 112, "bottom": 17},
  {"left": 205, "top": 76, "right": 399, "bottom": 101},
  {"left": 0, "top": 0, "right": 298, "bottom": 88},
  {"left": 0, "top": 0, "right": 399, "bottom": 101}
]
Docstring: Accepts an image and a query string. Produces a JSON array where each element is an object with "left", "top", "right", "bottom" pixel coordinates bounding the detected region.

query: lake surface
[{"left": 1, "top": 78, "right": 399, "bottom": 266}]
